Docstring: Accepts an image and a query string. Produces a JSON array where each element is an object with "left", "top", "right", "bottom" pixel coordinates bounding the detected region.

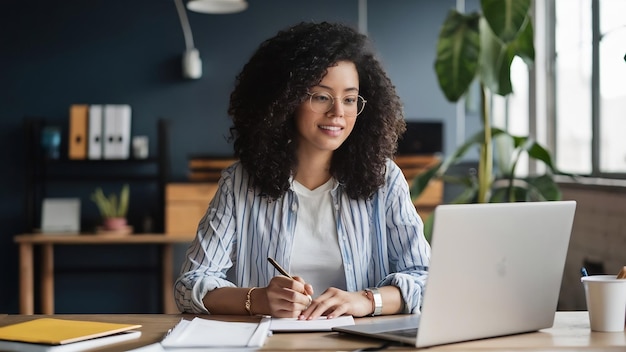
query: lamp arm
[{"left": 174, "top": 0, "right": 195, "bottom": 50}]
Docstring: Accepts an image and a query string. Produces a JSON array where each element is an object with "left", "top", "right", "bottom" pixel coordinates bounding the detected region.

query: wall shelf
[{"left": 23, "top": 117, "right": 170, "bottom": 233}]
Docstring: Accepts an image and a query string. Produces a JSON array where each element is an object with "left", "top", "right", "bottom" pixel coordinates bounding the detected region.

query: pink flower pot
[{"left": 103, "top": 217, "right": 127, "bottom": 231}]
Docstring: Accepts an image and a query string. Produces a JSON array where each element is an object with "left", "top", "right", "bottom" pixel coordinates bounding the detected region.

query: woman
[{"left": 174, "top": 21, "right": 430, "bottom": 319}]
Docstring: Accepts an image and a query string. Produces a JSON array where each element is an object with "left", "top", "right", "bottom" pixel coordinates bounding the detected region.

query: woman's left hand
[{"left": 299, "top": 287, "right": 372, "bottom": 320}]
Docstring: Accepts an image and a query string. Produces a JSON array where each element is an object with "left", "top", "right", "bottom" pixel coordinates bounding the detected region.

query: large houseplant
[{"left": 412, "top": 0, "right": 565, "bottom": 240}]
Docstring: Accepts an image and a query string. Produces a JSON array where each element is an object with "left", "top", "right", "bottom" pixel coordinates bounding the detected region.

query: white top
[{"left": 290, "top": 178, "right": 346, "bottom": 297}]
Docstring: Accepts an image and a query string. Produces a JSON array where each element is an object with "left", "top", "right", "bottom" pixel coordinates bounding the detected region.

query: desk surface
[{"left": 0, "top": 312, "right": 624, "bottom": 351}]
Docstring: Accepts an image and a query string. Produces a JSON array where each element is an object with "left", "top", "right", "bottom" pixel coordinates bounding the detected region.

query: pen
[
  {"left": 268, "top": 257, "right": 294, "bottom": 279},
  {"left": 580, "top": 267, "right": 589, "bottom": 277},
  {"left": 267, "top": 257, "right": 313, "bottom": 305}
]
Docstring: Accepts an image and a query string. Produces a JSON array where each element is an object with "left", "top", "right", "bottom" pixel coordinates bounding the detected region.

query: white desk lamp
[
  {"left": 187, "top": 0, "right": 248, "bottom": 14},
  {"left": 174, "top": 0, "right": 248, "bottom": 80}
]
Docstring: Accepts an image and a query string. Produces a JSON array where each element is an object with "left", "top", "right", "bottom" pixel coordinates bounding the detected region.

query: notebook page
[{"left": 270, "top": 315, "right": 355, "bottom": 332}]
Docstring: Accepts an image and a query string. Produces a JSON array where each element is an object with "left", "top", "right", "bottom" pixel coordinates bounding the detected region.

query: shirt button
[
  {"left": 334, "top": 204, "right": 339, "bottom": 210},
  {"left": 292, "top": 204, "right": 297, "bottom": 212}
]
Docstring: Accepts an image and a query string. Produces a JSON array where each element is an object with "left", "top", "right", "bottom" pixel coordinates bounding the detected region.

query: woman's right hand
[{"left": 264, "top": 275, "right": 314, "bottom": 318}]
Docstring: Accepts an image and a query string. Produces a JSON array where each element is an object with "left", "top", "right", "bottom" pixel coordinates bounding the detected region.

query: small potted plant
[{"left": 90, "top": 184, "right": 130, "bottom": 233}]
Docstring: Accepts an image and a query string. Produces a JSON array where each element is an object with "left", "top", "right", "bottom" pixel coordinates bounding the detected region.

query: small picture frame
[{"left": 41, "top": 198, "right": 81, "bottom": 234}]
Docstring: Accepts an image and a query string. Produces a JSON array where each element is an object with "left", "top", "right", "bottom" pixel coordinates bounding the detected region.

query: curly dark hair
[{"left": 228, "top": 21, "right": 405, "bottom": 200}]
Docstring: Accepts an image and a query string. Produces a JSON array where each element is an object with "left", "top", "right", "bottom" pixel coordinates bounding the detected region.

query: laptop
[{"left": 333, "top": 200, "right": 577, "bottom": 348}]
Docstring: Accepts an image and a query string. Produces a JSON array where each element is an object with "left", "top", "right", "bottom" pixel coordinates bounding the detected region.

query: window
[
  {"left": 554, "top": 0, "right": 626, "bottom": 176},
  {"left": 493, "top": 57, "right": 530, "bottom": 176}
]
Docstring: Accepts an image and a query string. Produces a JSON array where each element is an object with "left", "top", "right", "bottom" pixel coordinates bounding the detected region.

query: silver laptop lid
[{"left": 416, "top": 201, "right": 576, "bottom": 347}]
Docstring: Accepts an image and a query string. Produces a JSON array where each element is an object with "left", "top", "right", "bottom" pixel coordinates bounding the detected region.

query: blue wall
[{"left": 0, "top": 0, "right": 459, "bottom": 313}]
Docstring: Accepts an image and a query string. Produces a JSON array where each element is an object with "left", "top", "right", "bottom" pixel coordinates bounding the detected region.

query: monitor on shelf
[{"left": 397, "top": 121, "right": 443, "bottom": 155}]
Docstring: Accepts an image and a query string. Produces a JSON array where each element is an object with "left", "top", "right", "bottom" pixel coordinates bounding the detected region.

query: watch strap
[{"left": 365, "top": 287, "right": 383, "bottom": 316}]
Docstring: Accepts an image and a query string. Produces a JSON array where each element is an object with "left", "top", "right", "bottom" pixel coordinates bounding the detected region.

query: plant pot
[{"left": 103, "top": 217, "right": 128, "bottom": 231}]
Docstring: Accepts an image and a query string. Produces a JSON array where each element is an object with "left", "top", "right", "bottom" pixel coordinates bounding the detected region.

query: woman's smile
[{"left": 318, "top": 124, "right": 343, "bottom": 136}]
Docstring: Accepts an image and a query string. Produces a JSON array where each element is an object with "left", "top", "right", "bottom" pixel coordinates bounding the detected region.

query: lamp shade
[{"left": 186, "top": 0, "right": 248, "bottom": 14}]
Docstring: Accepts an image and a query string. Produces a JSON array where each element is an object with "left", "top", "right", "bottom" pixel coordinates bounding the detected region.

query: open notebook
[{"left": 334, "top": 201, "right": 577, "bottom": 348}]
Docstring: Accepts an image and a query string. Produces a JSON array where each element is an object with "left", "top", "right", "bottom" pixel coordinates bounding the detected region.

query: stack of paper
[
  {"left": 161, "top": 317, "right": 271, "bottom": 349},
  {"left": 128, "top": 315, "right": 355, "bottom": 352},
  {"left": 0, "top": 318, "right": 142, "bottom": 352}
]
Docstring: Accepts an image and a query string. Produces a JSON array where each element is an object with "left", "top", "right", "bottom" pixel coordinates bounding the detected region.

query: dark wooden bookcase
[{"left": 23, "top": 118, "right": 170, "bottom": 233}]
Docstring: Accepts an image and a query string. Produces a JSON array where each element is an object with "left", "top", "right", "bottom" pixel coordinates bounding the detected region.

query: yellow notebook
[{"left": 0, "top": 318, "right": 141, "bottom": 345}]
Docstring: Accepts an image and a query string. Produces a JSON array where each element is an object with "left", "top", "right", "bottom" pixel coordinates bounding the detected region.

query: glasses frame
[{"left": 306, "top": 92, "right": 367, "bottom": 117}]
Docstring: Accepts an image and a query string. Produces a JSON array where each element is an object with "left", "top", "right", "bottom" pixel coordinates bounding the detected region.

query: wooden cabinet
[
  {"left": 165, "top": 183, "right": 218, "bottom": 236},
  {"left": 394, "top": 154, "right": 443, "bottom": 219}
]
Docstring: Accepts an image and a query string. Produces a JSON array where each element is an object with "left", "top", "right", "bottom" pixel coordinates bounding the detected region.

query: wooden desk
[
  {"left": 13, "top": 234, "right": 194, "bottom": 315},
  {"left": 0, "top": 312, "right": 623, "bottom": 351}
]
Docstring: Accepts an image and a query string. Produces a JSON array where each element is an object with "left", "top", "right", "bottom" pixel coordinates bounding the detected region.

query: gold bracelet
[{"left": 245, "top": 287, "right": 257, "bottom": 315}]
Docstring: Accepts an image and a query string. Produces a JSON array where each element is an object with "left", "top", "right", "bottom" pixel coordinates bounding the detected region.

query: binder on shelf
[
  {"left": 103, "top": 104, "right": 132, "bottom": 159},
  {"left": 87, "top": 104, "right": 103, "bottom": 159},
  {"left": 68, "top": 104, "right": 88, "bottom": 160}
]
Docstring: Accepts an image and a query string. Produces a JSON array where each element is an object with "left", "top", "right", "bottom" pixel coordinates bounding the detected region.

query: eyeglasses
[{"left": 306, "top": 92, "right": 367, "bottom": 117}]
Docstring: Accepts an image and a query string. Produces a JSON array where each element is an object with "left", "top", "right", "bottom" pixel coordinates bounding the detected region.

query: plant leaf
[
  {"left": 479, "top": 18, "right": 515, "bottom": 96},
  {"left": 451, "top": 186, "right": 479, "bottom": 204},
  {"left": 434, "top": 10, "right": 481, "bottom": 102},
  {"left": 439, "top": 130, "right": 485, "bottom": 173},
  {"left": 118, "top": 184, "right": 130, "bottom": 217},
  {"left": 511, "top": 18, "right": 535, "bottom": 66},
  {"left": 526, "top": 142, "right": 559, "bottom": 172},
  {"left": 509, "top": 135, "right": 562, "bottom": 175},
  {"left": 91, "top": 188, "right": 113, "bottom": 218},
  {"left": 491, "top": 175, "right": 562, "bottom": 202},
  {"left": 90, "top": 185, "right": 130, "bottom": 219},
  {"left": 110, "top": 194, "right": 118, "bottom": 218},
  {"left": 490, "top": 185, "right": 526, "bottom": 202},
  {"left": 423, "top": 214, "right": 435, "bottom": 243},
  {"left": 526, "top": 175, "right": 562, "bottom": 200},
  {"left": 493, "top": 132, "right": 514, "bottom": 177},
  {"left": 481, "top": 0, "right": 532, "bottom": 43},
  {"left": 410, "top": 161, "right": 442, "bottom": 200}
]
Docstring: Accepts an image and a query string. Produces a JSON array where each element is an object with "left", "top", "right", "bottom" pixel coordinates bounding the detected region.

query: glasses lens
[
  {"left": 342, "top": 95, "right": 366, "bottom": 117},
  {"left": 309, "top": 92, "right": 334, "bottom": 114},
  {"left": 308, "top": 92, "right": 366, "bottom": 117}
]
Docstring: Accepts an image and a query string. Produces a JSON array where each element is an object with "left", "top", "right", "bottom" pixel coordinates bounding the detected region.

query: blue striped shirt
[{"left": 174, "top": 159, "right": 431, "bottom": 314}]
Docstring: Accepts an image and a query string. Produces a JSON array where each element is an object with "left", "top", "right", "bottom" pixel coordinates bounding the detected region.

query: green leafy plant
[
  {"left": 90, "top": 184, "right": 129, "bottom": 219},
  {"left": 412, "top": 0, "right": 568, "bottom": 241}
]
